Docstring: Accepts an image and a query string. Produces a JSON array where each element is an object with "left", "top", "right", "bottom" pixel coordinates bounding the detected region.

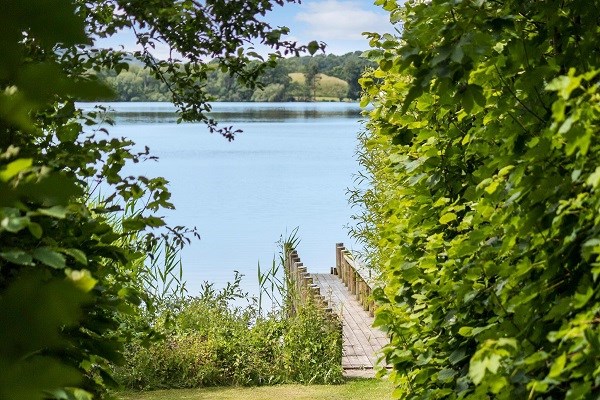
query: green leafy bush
[
  {"left": 115, "top": 274, "right": 343, "bottom": 389},
  {"left": 283, "top": 301, "right": 343, "bottom": 384},
  {"left": 1, "top": 0, "right": 321, "bottom": 398},
  {"left": 354, "top": 0, "right": 600, "bottom": 399}
]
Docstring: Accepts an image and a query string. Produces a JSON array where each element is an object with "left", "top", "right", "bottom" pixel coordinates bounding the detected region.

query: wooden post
[
  {"left": 289, "top": 249, "right": 297, "bottom": 263},
  {"left": 317, "top": 295, "right": 328, "bottom": 309},
  {"left": 358, "top": 280, "right": 363, "bottom": 304},
  {"left": 310, "top": 284, "right": 321, "bottom": 297},
  {"left": 335, "top": 243, "right": 344, "bottom": 276},
  {"left": 286, "top": 250, "right": 296, "bottom": 276},
  {"left": 361, "top": 281, "right": 368, "bottom": 310},
  {"left": 292, "top": 261, "right": 302, "bottom": 287},
  {"left": 297, "top": 266, "right": 307, "bottom": 294},
  {"left": 291, "top": 251, "right": 297, "bottom": 281},
  {"left": 304, "top": 274, "right": 313, "bottom": 286},
  {"left": 340, "top": 247, "right": 348, "bottom": 285},
  {"left": 292, "top": 261, "right": 303, "bottom": 308},
  {"left": 336, "top": 243, "right": 343, "bottom": 268}
]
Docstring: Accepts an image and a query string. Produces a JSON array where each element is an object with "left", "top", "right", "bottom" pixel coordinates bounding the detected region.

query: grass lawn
[{"left": 117, "top": 378, "right": 394, "bottom": 400}]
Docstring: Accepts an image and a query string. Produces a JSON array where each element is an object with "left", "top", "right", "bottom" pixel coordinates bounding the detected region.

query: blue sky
[
  {"left": 263, "top": 0, "right": 394, "bottom": 54},
  {"left": 96, "top": 0, "right": 395, "bottom": 59}
]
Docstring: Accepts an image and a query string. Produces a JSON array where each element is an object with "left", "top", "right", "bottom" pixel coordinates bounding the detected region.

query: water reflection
[{"left": 77, "top": 101, "right": 363, "bottom": 125}]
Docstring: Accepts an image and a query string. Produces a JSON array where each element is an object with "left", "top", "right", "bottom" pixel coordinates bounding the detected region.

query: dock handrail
[
  {"left": 334, "top": 243, "right": 376, "bottom": 316},
  {"left": 284, "top": 248, "right": 335, "bottom": 317}
]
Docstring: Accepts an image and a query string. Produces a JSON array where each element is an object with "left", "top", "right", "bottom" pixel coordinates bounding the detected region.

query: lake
[{"left": 78, "top": 102, "right": 364, "bottom": 297}]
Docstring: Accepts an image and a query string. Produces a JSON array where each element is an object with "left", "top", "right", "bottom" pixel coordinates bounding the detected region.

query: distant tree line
[{"left": 96, "top": 52, "right": 374, "bottom": 102}]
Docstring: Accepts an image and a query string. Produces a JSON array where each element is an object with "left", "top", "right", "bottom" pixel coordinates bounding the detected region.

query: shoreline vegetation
[
  {"left": 113, "top": 233, "right": 345, "bottom": 391},
  {"left": 97, "top": 52, "right": 374, "bottom": 103}
]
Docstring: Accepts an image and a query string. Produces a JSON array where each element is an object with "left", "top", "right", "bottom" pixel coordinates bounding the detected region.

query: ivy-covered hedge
[{"left": 356, "top": 0, "right": 600, "bottom": 398}]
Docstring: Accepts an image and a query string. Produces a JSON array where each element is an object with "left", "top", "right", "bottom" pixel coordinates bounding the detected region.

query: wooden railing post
[
  {"left": 286, "top": 249, "right": 297, "bottom": 273},
  {"left": 335, "top": 243, "right": 344, "bottom": 276},
  {"left": 286, "top": 247, "right": 351, "bottom": 319},
  {"left": 333, "top": 245, "right": 380, "bottom": 317},
  {"left": 292, "top": 261, "right": 302, "bottom": 288},
  {"left": 297, "top": 265, "right": 307, "bottom": 296}
]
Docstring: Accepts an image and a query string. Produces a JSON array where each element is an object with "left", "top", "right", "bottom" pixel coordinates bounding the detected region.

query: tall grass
[
  {"left": 257, "top": 227, "right": 300, "bottom": 316},
  {"left": 114, "top": 228, "right": 343, "bottom": 390}
]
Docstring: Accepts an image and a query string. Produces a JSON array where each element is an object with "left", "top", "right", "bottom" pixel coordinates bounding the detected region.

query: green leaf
[
  {"left": 32, "top": 247, "right": 66, "bottom": 269},
  {"left": 56, "top": 123, "right": 81, "bottom": 143},
  {"left": 485, "top": 354, "right": 501, "bottom": 374},
  {"left": 573, "top": 285, "right": 594, "bottom": 309},
  {"left": 401, "top": 85, "right": 423, "bottom": 112},
  {"left": 564, "top": 125, "right": 591, "bottom": 156},
  {"left": 523, "top": 351, "right": 549, "bottom": 365},
  {"left": 392, "top": 129, "right": 414, "bottom": 145},
  {"left": 61, "top": 248, "right": 88, "bottom": 265},
  {"left": 0, "top": 250, "right": 34, "bottom": 266},
  {"left": 21, "top": 174, "right": 82, "bottom": 206},
  {"left": 37, "top": 205, "right": 69, "bottom": 219},
  {"left": 0, "top": 158, "right": 32, "bottom": 181},
  {"left": 548, "top": 352, "right": 566, "bottom": 379},
  {"left": 1, "top": 214, "right": 30, "bottom": 233},
  {"left": 448, "top": 348, "right": 468, "bottom": 364},
  {"left": 439, "top": 212, "right": 457, "bottom": 224},
  {"left": 484, "top": 181, "right": 500, "bottom": 194},
  {"left": 458, "top": 326, "right": 473, "bottom": 337},
  {"left": 28, "top": 222, "right": 43, "bottom": 239},
  {"left": 587, "top": 167, "right": 600, "bottom": 188},
  {"left": 546, "top": 69, "right": 582, "bottom": 99},
  {"left": 584, "top": 329, "right": 600, "bottom": 354},
  {"left": 565, "top": 382, "right": 591, "bottom": 400},
  {"left": 470, "top": 84, "right": 486, "bottom": 108},
  {"left": 65, "top": 269, "right": 97, "bottom": 292},
  {"left": 438, "top": 368, "right": 457, "bottom": 382},
  {"left": 307, "top": 41, "right": 320, "bottom": 55},
  {"left": 380, "top": 59, "right": 394, "bottom": 72},
  {"left": 498, "top": 165, "right": 514, "bottom": 177},
  {"left": 469, "top": 359, "right": 487, "bottom": 385},
  {"left": 373, "top": 310, "right": 391, "bottom": 327},
  {"left": 469, "top": 341, "right": 509, "bottom": 385},
  {"left": 490, "top": 376, "right": 509, "bottom": 394},
  {"left": 461, "top": 88, "right": 474, "bottom": 113}
]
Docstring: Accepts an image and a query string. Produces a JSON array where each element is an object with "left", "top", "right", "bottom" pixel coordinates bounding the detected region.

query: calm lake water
[{"left": 79, "top": 102, "right": 364, "bottom": 297}]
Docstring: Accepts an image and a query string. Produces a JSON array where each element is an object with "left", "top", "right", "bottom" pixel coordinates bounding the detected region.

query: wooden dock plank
[{"left": 312, "top": 273, "right": 388, "bottom": 371}]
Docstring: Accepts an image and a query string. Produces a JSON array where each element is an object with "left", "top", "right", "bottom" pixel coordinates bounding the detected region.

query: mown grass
[
  {"left": 288, "top": 72, "right": 349, "bottom": 100},
  {"left": 289, "top": 72, "right": 306, "bottom": 84},
  {"left": 117, "top": 378, "right": 393, "bottom": 400},
  {"left": 289, "top": 73, "right": 348, "bottom": 87}
]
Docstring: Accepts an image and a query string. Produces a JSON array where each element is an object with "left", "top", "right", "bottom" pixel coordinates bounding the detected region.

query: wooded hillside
[{"left": 97, "top": 52, "right": 374, "bottom": 102}]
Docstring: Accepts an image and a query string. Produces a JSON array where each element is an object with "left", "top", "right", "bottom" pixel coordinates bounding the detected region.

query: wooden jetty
[{"left": 284, "top": 244, "right": 388, "bottom": 376}]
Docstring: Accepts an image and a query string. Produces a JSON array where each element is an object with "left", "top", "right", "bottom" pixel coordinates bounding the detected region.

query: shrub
[
  {"left": 283, "top": 301, "right": 343, "bottom": 384},
  {"left": 355, "top": 0, "right": 600, "bottom": 399},
  {"left": 1, "top": 0, "right": 319, "bottom": 398},
  {"left": 115, "top": 273, "right": 343, "bottom": 389},
  {"left": 114, "top": 334, "right": 221, "bottom": 390}
]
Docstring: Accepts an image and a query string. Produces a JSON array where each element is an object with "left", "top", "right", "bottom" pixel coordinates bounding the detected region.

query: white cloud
[
  {"left": 95, "top": 1, "right": 396, "bottom": 58},
  {"left": 295, "top": 0, "right": 390, "bottom": 41}
]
